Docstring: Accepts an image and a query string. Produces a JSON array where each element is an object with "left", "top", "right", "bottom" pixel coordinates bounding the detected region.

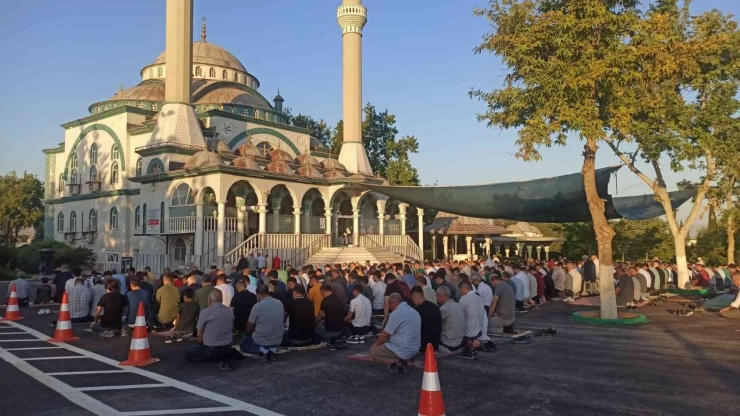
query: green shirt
[
  {"left": 194, "top": 285, "right": 217, "bottom": 311},
  {"left": 156, "top": 283, "right": 181, "bottom": 324}
]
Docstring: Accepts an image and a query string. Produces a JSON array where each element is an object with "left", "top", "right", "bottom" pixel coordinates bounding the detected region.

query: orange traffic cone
[
  {"left": 119, "top": 301, "right": 159, "bottom": 367},
  {"left": 1, "top": 283, "right": 24, "bottom": 321},
  {"left": 418, "top": 343, "right": 445, "bottom": 416},
  {"left": 48, "top": 292, "right": 79, "bottom": 342}
]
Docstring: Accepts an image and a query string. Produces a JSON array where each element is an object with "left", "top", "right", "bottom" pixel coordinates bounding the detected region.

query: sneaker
[
  {"left": 100, "top": 330, "right": 115, "bottom": 338},
  {"left": 357, "top": 336, "right": 365, "bottom": 344},
  {"left": 172, "top": 335, "right": 183, "bottom": 343},
  {"left": 516, "top": 309, "right": 528, "bottom": 314},
  {"left": 513, "top": 336, "right": 531, "bottom": 344},
  {"left": 264, "top": 350, "right": 276, "bottom": 362},
  {"left": 482, "top": 340, "right": 497, "bottom": 352},
  {"left": 345, "top": 336, "right": 362, "bottom": 344},
  {"left": 327, "top": 342, "right": 338, "bottom": 351},
  {"left": 38, "top": 309, "right": 46, "bottom": 315},
  {"left": 387, "top": 363, "right": 399, "bottom": 373},
  {"left": 399, "top": 361, "right": 411, "bottom": 373},
  {"left": 546, "top": 328, "right": 557, "bottom": 336},
  {"left": 219, "top": 361, "right": 236, "bottom": 371},
  {"left": 455, "top": 348, "right": 476, "bottom": 360},
  {"left": 536, "top": 329, "right": 553, "bottom": 337},
  {"left": 164, "top": 337, "right": 174, "bottom": 344}
]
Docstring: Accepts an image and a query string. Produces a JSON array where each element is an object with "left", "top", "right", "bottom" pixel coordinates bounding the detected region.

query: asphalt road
[{"left": 1, "top": 281, "right": 739, "bottom": 416}]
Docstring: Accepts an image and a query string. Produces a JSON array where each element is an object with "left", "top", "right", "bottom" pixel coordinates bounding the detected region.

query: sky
[{"left": 1, "top": 0, "right": 738, "bottom": 232}]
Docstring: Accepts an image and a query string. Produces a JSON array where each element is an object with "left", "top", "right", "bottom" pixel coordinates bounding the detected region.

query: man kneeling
[
  {"left": 185, "top": 290, "right": 240, "bottom": 371},
  {"left": 240, "top": 285, "right": 284, "bottom": 361},
  {"left": 370, "top": 293, "right": 421, "bottom": 373}
]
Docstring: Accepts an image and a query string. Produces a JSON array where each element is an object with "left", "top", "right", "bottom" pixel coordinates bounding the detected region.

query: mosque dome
[
  {"left": 111, "top": 80, "right": 165, "bottom": 101},
  {"left": 268, "top": 147, "right": 293, "bottom": 163},
  {"left": 324, "top": 170, "right": 346, "bottom": 179},
  {"left": 297, "top": 165, "right": 322, "bottom": 178},
  {"left": 296, "top": 153, "right": 319, "bottom": 166},
  {"left": 151, "top": 41, "right": 247, "bottom": 73},
  {"left": 192, "top": 80, "right": 272, "bottom": 109},
  {"left": 206, "top": 138, "right": 230, "bottom": 153},
  {"left": 266, "top": 161, "right": 294, "bottom": 175},
  {"left": 183, "top": 151, "right": 224, "bottom": 169},
  {"left": 321, "top": 158, "right": 346, "bottom": 171},
  {"left": 234, "top": 142, "right": 262, "bottom": 159},
  {"left": 506, "top": 222, "right": 543, "bottom": 237},
  {"left": 233, "top": 157, "right": 262, "bottom": 170}
]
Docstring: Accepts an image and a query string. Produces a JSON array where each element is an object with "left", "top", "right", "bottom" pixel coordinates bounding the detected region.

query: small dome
[
  {"left": 266, "top": 161, "right": 294, "bottom": 175},
  {"left": 234, "top": 142, "right": 262, "bottom": 159},
  {"left": 324, "top": 170, "right": 346, "bottom": 179},
  {"left": 297, "top": 165, "right": 322, "bottom": 178},
  {"left": 269, "top": 147, "right": 293, "bottom": 162},
  {"left": 152, "top": 41, "right": 247, "bottom": 73},
  {"left": 274, "top": 92, "right": 284, "bottom": 102},
  {"left": 183, "top": 151, "right": 224, "bottom": 169},
  {"left": 321, "top": 158, "right": 346, "bottom": 171},
  {"left": 296, "top": 153, "right": 319, "bottom": 166},
  {"left": 233, "top": 157, "right": 262, "bottom": 170},
  {"left": 206, "top": 138, "right": 230, "bottom": 153},
  {"left": 110, "top": 79, "right": 165, "bottom": 102}
]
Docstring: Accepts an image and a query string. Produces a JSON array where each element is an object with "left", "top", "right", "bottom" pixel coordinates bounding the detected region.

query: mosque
[{"left": 41, "top": 0, "right": 555, "bottom": 272}]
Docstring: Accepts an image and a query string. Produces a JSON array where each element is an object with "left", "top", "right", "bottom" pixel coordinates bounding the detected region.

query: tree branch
[
  {"left": 602, "top": 136, "right": 657, "bottom": 190},
  {"left": 680, "top": 150, "right": 716, "bottom": 236}
]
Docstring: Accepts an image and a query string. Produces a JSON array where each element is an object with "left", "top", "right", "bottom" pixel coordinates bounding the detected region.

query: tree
[
  {"left": 472, "top": 0, "right": 641, "bottom": 318},
  {"left": 289, "top": 113, "right": 333, "bottom": 149},
  {"left": 600, "top": 2, "right": 740, "bottom": 288},
  {"left": 0, "top": 172, "right": 44, "bottom": 248}
]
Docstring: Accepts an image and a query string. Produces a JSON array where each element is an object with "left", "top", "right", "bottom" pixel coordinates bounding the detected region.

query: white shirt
[
  {"left": 639, "top": 269, "right": 652, "bottom": 289},
  {"left": 731, "top": 291, "right": 740, "bottom": 309},
  {"left": 64, "top": 277, "right": 78, "bottom": 293},
  {"left": 475, "top": 282, "right": 493, "bottom": 308},
  {"left": 552, "top": 268, "right": 566, "bottom": 291},
  {"left": 513, "top": 271, "right": 530, "bottom": 301},
  {"left": 568, "top": 269, "right": 583, "bottom": 294},
  {"left": 371, "top": 281, "right": 387, "bottom": 310},
  {"left": 8, "top": 278, "right": 29, "bottom": 299},
  {"left": 349, "top": 293, "right": 372, "bottom": 327},
  {"left": 484, "top": 259, "right": 496, "bottom": 269},
  {"left": 459, "top": 291, "right": 483, "bottom": 337},
  {"left": 215, "top": 284, "right": 235, "bottom": 306},
  {"left": 247, "top": 284, "right": 257, "bottom": 295}
]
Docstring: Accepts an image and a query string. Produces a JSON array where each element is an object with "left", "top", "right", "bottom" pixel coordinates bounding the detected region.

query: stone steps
[{"left": 304, "top": 246, "right": 405, "bottom": 267}]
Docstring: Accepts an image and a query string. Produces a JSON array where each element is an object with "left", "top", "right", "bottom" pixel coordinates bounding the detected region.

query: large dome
[{"left": 152, "top": 41, "right": 247, "bottom": 73}]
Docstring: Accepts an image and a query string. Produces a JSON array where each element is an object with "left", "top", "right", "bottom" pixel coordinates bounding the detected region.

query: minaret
[
  {"left": 150, "top": 0, "right": 205, "bottom": 147},
  {"left": 337, "top": 0, "right": 372, "bottom": 175}
]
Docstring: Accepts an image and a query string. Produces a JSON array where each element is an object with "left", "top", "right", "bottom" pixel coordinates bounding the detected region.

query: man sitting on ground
[
  {"left": 691, "top": 263, "right": 711, "bottom": 288},
  {"left": 458, "top": 281, "right": 484, "bottom": 359},
  {"left": 552, "top": 262, "right": 566, "bottom": 298},
  {"left": 92, "top": 279, "right": 125, "bottom": 337},
  {"left": 410, "top": 286, "right": 441, "bottom": 353},
  {"left": 194, "top": 275, "right": 217, "bottom": 311},
  {"left": 436, "top": 286, "right": 465, "bottom": 353},
  {"left": 316, "top": 284, "right": 346, "bottom": 350},
  {"left": 418, "top": 276, "right": 437, "bottom": 305},
  {"left": 565, "top": 261, "right": 583, "bottom": 301},
  {"left": 630, "top": 266, "right": 648, "bottom": 300},
  {"left": 156, "top": 274, "right": 181, "bottom": 329},
  {"left": 371, "top": 271, "right": 387, "bottom": 315},
  {"left": 124, "top": 277, "right": 150, "bottom": 335},
  {"left": 215, "top": 274, "right": 234, "bottom": 307},
  {"left": 185, "top": 290, "right": 239, "bottom": 371},
  {"left": 230, "top": 281, "right": 257, "bottom": 335},
  {"left": 615, "top": 266, "right": 635, "bottom": 307},
  {"left": 8, "top": 270, "right": 30, "bottom": 307},
  {"left": 345, "top": 285, "right": 375, "bottom": 343},
  {"left": 489, "top": 273, "right": 516, "bottom": 334},
  {"left": 369, "top": 293, "right": 421, "bottom": 373},
  {"left": 241, "top": 285, "right": 285, "bottom": 361},
  {"left": 307, "top": 273, "right": 324, "bottom": 317},
  {"left": 719, "top": 272, "right": 740, "bottom": 319},
  {"left": 68, "top": 277, "right": 92, "bottom": 323},
  {"left": 284, "top": 285, "right": 316, "bottom": 347},
  {"left": 167, "top": 288, "right": 199, "bottom": 343}
]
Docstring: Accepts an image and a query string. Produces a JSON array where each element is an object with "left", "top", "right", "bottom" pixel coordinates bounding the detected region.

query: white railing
[
  {"left": 288, "top": 235, "right": 331, "bottom": 268},
  {"left": 168, "top": 216, "right": 197, "bottom": 233},
  {"left": 264, "top": 234, "right": 300, "bottom": 248},
  {"left": 225, "top": 234, "right": 263, "bottom": 266},
  {"left": 301, "top": 234, "right": 328, "bottom": 247},
  {"left": 403, "top": 235, "right": 423, "bottom": 262},
  {"left": 133, "top": 253, "right": 167, "bottom": 275},
  {"left": 225, "top": 217, "right": 238, "bottom": 232},
  {"left": 204, "top": 217, "right": 217, "bottom": 232}
]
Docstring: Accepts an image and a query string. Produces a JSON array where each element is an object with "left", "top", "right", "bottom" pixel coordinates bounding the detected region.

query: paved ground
[{"left": 1, "top": 280, "right": 739, "bottom": 415}]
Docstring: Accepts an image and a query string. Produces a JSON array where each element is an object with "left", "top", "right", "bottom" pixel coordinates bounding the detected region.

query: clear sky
[{"left": 1, "top": 0, "right": 737, "bottom": 230}]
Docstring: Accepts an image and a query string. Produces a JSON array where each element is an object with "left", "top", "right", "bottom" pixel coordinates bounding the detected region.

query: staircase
[{"left": 304, "top": 246, "right": 406, "bottom": 266}]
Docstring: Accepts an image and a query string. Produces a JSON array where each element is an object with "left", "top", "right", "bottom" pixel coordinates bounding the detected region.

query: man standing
[
  {"left": 552, "top": 262, "right": 567, "bottom": 297},
  {"left": 369, "top": 293, "right": 421, "bottom": 373},
  {"left": 582, "top": 255, "right": 597, "bottom": 293},
  {"left": 489, "top": 274, "right": 516, "bottom": 334},
  {"left": 410, "top": 287, "right": 442, "bottom": 353},
  {"left": 436, "top": 286, "right": 465, "bottom": 353},
  {"left": 185, "top": 291, "right": 238, "bottom": 371},
  {"left": 565, "top": 261, "right": 583, "bottom": 301},
  {"left": 241, "top": 285, "right": 285, "bottom": 360}
]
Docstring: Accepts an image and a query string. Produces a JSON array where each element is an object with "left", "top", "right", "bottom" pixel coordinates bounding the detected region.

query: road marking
[
  {"left": 0, "top": 348, "right": 124, "bottom": 415},
  {"left": 47, "top": 370, "right": 126, "bottom": 376},
  {"left": 78, "top": 383, "right": 165, "bottom": 391},
  {"left": 121, "top": 408, "right": 241, "bottom": 416},
  {"left": 0, "top": 339, "right": 45, "bottom": 342},
  {"left": 0, "top": 332, "right": 28, "bottom": 335},
  {"left": 2, "top": 321, "right": 285, "bottom": 416},
  {"left": 22, "top": 356, "right": 87, "bottom": 361},
  {"left": 4, "top": 346, "right": 63, "bottom": 351}
]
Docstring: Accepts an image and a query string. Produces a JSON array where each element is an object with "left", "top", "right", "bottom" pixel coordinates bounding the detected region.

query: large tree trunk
[
  {"left": 727, "top": 193, "right": 736, "bottom": 265},
  {"left": 582, "top": 138, "right": 617, "bottom": 319},
  {"left": 674, "top": 235, "right": 689, "bottom": 289}
]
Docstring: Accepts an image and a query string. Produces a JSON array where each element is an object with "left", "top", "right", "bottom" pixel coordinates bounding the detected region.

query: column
[
  {"left": 324, "top": 208, "right": 332, "bottom": 236},
  {"left": 527, "top": 245, "right": 533, "bottom": 260},
  {"left": 431, "top": 235, "right": 437, "bottom": 260},
  {"left": 442, "top": 236, "right": 449, "bottom": 260},
  {"left": 302, "top": 202, "right": 312, "bottom": 234},
  {"left": 293, "top": 205, "right": 301, "bottom": 235},
  {"left": 453, "top": 235, "right": 459, "bottom": 256},
  {"left": 398, "top": 203, "right": 408, "bottom": 236},
  {"left": 272, "top": 207, "right": 280, "bottom": 233},
  {"left": 332, "top": 212, "right": 339, "bottom": 240},
  {"left": 216, "top": 200, "right": 226, "bottom": 261},
  {"left": 258, "top": 203, "right": 268, "bottom": 235},
  {"left": 352, "top": 208, "right": 360, "bottom": 246},
  {"left": 516, "top": 242, "right": 524, "bottom": 257},
  {"left": 505, "top": 248, "right": 510, "bottom": 258},
  {"left": 535, "top": 245, "right": 542, "bottom": 260},
  {"left": 194, "top": 202, "right": 204, "bottom": 256},
  {"left": 236, "top": 203, "right": 245, "bottom": 238},
  {"left": 377, "top": 201, "right": 385, "bottom": 236},
  {"left": 417, "top": 207, "right": 424, "bottom": 254},
  {"left": 465, "top": 236, "right": 473, "bottom": 259},
  {"left": 484, "top": 238, "right": 492, "bottom": 257},
  {"left": 544, "top": 246, "right": 550, "bottom": 261}
]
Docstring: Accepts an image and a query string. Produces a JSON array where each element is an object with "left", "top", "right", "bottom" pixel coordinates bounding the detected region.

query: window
[
  {"left": 71, "top": 153, "right": 78, "bottom": 169},
  {"left": 70, "top": 169, "right": 78, "bottom": 184},
  {"left": 136, "top": 102, "right": 143, "bottom": 108},
  {"left": 174, "top": 238, "right": 186, "bottom": 261},
  {"left": 157, "top": 66, "right": 163, "bottom": 77},
  {"left": 209, "top": 67, "right": 216, "bottom": 78},
  {"left": 151, "top": 103, "right": 157, "bottom": 111},
  {"left": 70, "top": 211, "right": 77, "bottom": 231},
  {"left": 58, "top": 175, "right": 65, "bottom": 194},
  {"left": 148, "top": 159, "right": 164, "bottom": 174},
  {"left": 222, "top": 69, "right": 228, "bottom": 80},
  {"left": 89, "top": 210, "right": 97, "bottom": 231},
  {"left": 90, "top": 144, "right": 98, "bottom": 164},
  {"left": 110, "top": 162, "right": 119, "bottom": 184},
  {"left": 170, "top": 183, "right": 195, "bottom": 207},
  {"left": 254, "top": 110, "right": 260, "bottom": 119},
  {"left": 57, "top": 213, "right": 64, "bottom": 232},
  {"left": 135, "top": 206, "right": 141, "bottom": 230},
  {"left": 256, "top": 142, "right": 273, "bottom": 158},
  {"left": 106, "top": 253, "right": 119, "bottom": 263},
  {"left": 149, "top": 68, "right": 153, "bottom": 78},
  {"left": 110, "top": 207, "right": 118, "bottom": 230},
  {"left": 136, "top": 158, "right": 143, "bottom": 177},
  {"left": 160, "top": 201, "right": 165, "bottom": 233},
  {"left": 89, "top": 166, "right": 98, "bottom": 182},
  {"left": 112, "top": 145, "right": 119, "bottom": 160},
  {"left": 234, "top": 73, "right": 239, "bottom": 83},
  {"left": 195, "top": 66, "right": 202, "bottom": 77}
]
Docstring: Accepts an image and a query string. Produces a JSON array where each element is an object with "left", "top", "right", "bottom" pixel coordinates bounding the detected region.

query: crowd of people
[{"left": 5, "top": 250, "right": 737, "bottom": 373}]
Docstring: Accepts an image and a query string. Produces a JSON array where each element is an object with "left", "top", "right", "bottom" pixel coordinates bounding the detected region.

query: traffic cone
[
  {"left": 119, "top": 301, "right": 159, "bottom": 367},
  {"left": 1, "top": 283, "right": 24, "bottom": 321},
  {"left": 48, "top": 292, "right": 78, "bottom": 342},
  {"left": 418, "top": 343, "right": 445, "bottom": 416}
]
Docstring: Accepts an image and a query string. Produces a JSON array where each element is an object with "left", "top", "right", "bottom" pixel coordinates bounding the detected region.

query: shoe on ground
[
  {"left": 164, "top": 337, "right": 174, "bottom": 344},
  {"left": 455, "top": 348, "right": 476, "bottom": 360},
  {"left": 547, "top": 328, "right": 557, "bottom": 336},
  {"left": 172, "top": 335, "right": 183, "bottom": 343},
  {"left": 327, "top": 343, "right": 338, "bottom": 351},
  {"left": 536, "top": 329, "right": 552, "bottom": 337},
  {"left": 100, "top": 330, "right": 115, "bottom": 338},
  {"left": 345, "top": 335, "right": 362, "bottom": 344},
  {"left": 262, "top": 350, "right": 276, "bottom": 362},
  {"left": 516, "top": 309, "right": 528, "bottom": 314},
  {"left": 482, "top": 340, "right": 497, "bottom": 352},
  {"left": 219, "top": 361, "right": 236, "bottom": 371},
  {"left": 399, "top": 362, "right": 411, "bottom": 373},
  {"left": 387, "top": 363, "right": 399, "bottom": 373},
  {"left": 513, "top": 337, "right": 531, "bottom": 344}
]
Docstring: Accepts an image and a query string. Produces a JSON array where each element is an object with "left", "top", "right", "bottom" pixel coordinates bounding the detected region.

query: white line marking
[
  {"left": 0, "top": 339, "right": 45, "bottom": 342},
  {"left": 3, "top": 321, "right": 285, "bottom": 416},
  {"left": 4, "top": 347, "right": 63, "bottom": 351},
  {"left": 78, "top": 383, "right": 165, "bottom": 391},
  {"left": 0, "top": 332, "right": 29, "bottom": 335},
  {"left": 22, "top": 356, "right": 87, "bottom": 361},
  {"left": 0, "top": 348, "right": 123, "bottom": 415},
  {"left": 47, "top": 370, "right": 126, "bottom": 376},
  {"left": 120, "top": 408, "right": 240, "bottom": 416}
]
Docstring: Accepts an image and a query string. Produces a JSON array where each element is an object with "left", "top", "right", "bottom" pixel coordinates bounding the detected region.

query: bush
[
  {"left": 55, "top": 246, "right": 97, "bottom": 270},
  {"left": 0, "top": 268, "right": 15, "bottom": 281},
  {"left": 14, "top": 241, "right": 96, "bottom": 274},
  {"left": 0, "top": 245, "right": 15, "bottom": 269}
]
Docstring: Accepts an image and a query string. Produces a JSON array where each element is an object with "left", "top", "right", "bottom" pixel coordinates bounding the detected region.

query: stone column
[
  {"left": 257, "top": 203, "right": 268, "bottom": 235},
  {"left": 442, "top": 236, "right": 449, "bottom": 260},
  {"left": 453, "top": 235, "right": 459, "bottom": 256},
  {"left": 544, "top": 246, "right": 550, "bottom": 261},
  {"left": 236, "top": 203, "right": 245, "bottom": 238},
  {"left": 293, "top": 205, "right": 302, "bottom": 236},
  {"left": 272, "top": 208, "right": 280, "bottom": 233},
  {"left": 535, "top": 245, "right": 542, "bottom": 260},
  {"left": 516, "top": 242, "right": 524, "bottom": 257},
  {"left": 398, "top": 203, "right": 408, "bottom": 236},
  {"left": 505, "top": 248, "right": 510, "bottom": 258},
  {"left": 465, "top": 236, "right": 473, "bottom": 259},
  {"left": 352, "top": 208, "right": 360, "bottom": 246},
  {"left": 527, "top": 245, "right": 533, "bottom": 260},
  {"left": 484, "top": 238, "right": 492, "bottom": 257},
  {"left": 324, "top": 208, "right": 333, "bottom": 236},
  {"left": 431, "top": 235, "right": 437, "bottom": 260},
  {"left": 417, "top": 208, "right": 424, "bottom": 254},
  {"left": 302, "top": 202, "right": 311, "bottom": 234},
  {"left": 194, "top": 202, "right": 204, "bottom": 256},
  {"left": 377, "top": 200, "right": 385, "bottom": 236},
  {"left": 216, "top": 200, "right": 226, "bottom": 260}
]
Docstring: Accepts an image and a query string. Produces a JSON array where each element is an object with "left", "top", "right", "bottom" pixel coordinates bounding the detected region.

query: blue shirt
[
  {"left": 401, "top": 274, "right": 417, "bottom": 290},
  {"left": 384, "top": 302, "right": 421, "bottom": 360},
  {"left": 126, "top": 289, "right": 150, "bottom": 324},
  {"left": 113, "top": 274, "right": 128, "bottom": 295}
]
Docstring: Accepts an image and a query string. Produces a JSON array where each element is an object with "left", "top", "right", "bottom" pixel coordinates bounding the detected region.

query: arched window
[
  {"left": 170, "top": 183, "right": 195, "bottom": 207},
  {"left": 110, "top": 207, "right": 118, "bottom": 230},
  {"left": 70, "top": 211, "right": 77, "bottom": 231},
  {"left": 71, "top": 153, "right": 78, "bottom": 169},
  {"left": 222, "top": 69, "right": 228, "bottom": 80},
  {"left": 136, "top": 102, "right": 143, "bottom": 108},
  {"left": 157, "top": 67, "right": 163, "bottom": 77},
  {"left": 90, "top": 144, "right": 98, "bottom": 164},
  {"left": 195, "top": 66, "right": 202, "bottom": 77},
  {"left": 160, "top": 201, "right": 165, "bottom": 233},
  {"left": 136, "top": 158, "right": 143, "bottom": 177},
  {"left": 254, "top": 110, "right": 260, "bottom": 119},
  {"left": 151, "top": 103, "right": 158, "bottom": 111},
  {"left": 149, "top": 68, "right": 153, "bottom": 78},
  {"left": 70, "top": 169, "right": 78, "bottom": 185},
  {"left": 89, "top": 210, "right": 97, "bottom": 231},
  {"left": 256, "top": 142, "right": 273, "bottom": 158},
  {"left": 135, "top": 206, "right": 141, "bottom": 230},
  {"left": 234, "top": 73, "right": 239, "bottom": 83},
  {"left": 209, "top": 67, "right": 216, "bottom": 78},
  {"left": 174, "top": 238, "right": 187, "bottom": 261},
  {"left": 148, "top": 159, "right": 165, "bottom": 174},
  {"left": 57, "top": 213, "right": 64, "bottom": 232},
  {"left": 111, "top": 145, "right": 119, "bottom": 160},
  {"left": 58, "top": 175, "right": 65, "bottom": 194},
  {"left": 110, "top": 162, "right": 119, "bottom": 184},
  {"left": 89, "top": 166, "right": 98, "bottom": 182}
]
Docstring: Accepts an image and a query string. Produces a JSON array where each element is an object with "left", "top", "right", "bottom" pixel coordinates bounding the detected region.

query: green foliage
[
  {"left": 0, "top": 245, "right": 15, "bottom": 269},
  {"left": 688, "top": 227, "right": 729, "bottom": 266},
  {"left": 289, "top": 113, "right": 333, "bottom": 149},
  {"left": 14, "top": 241, "right": 96, "bottom": 274},
  {"left": 0, "top": 172, "right": 44, "bottom": 247}
]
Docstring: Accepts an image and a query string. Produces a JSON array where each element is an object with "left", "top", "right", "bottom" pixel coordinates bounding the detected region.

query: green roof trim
[
  {"left": 43, "top": 147, "right": 65, "bottom": 155},
  {"left": 228, "top": 127, "right": 300, "bottom": 155},
  {"left": 45, "top": 188, "right": 140, "bottom": 205},
  {"left": 61, "top": 105, "right": 156, "bottom": 129},
  {"left": 63, "top": 124, "right": 126, "bottom": 180}
]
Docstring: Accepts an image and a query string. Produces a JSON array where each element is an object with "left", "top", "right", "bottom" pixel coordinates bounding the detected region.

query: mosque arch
[
  {"left": 147, "top": 158, "right": 165, "bottom": 174},
  {"left": 228, "top": 128, "right": 300, "bottom": 155},
  {"left": 63, "top": 124, "right": 125, "bottom": 180}
]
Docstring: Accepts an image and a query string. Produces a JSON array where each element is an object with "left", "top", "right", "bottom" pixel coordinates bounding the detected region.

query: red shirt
[
  {"left": 272, "top": 256, "right": 282, "bottom": 270},
  {"left": 695, "top": 270, "right": 710, "bottom": 287},
  {"left": 172, "top": 278, "right": 184, "bottom": 288},
  {"left": 534, "top": 272, "right": 545, "bottom": 298}
]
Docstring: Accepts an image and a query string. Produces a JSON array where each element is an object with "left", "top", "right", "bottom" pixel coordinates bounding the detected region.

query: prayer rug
[
  {"left": 347, "top": 350, "right": 456, "bottom": 368},
  {"left": 703, "top": 294, "right": 736, "bottom": 311}
]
